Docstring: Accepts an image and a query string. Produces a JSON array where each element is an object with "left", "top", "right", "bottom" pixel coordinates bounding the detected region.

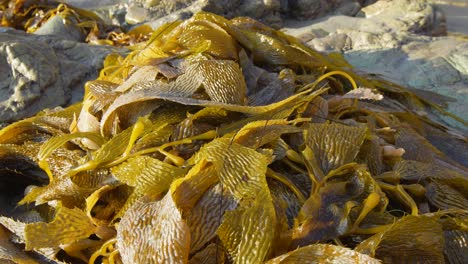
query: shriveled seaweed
[{"left": 0, "top": 11, "right": 467, "bottom": 264}]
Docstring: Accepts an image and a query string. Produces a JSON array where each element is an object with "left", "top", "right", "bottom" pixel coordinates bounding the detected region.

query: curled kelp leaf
[{"left": 355, "top": 213, "right": 455, "bottom": 263}]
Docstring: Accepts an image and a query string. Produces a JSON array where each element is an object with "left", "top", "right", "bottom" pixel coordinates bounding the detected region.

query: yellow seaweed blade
[
  {"left": 188, "top": 243, "right": 224, "bottom": 264},
  {"left": 265, "top": 244, "right": 381, "bottom": 264},
  {"left": 38, "top": 132, "right": 105, "bottom": 161},
  {"left": 171, "top": 161, "right": 219, "bottom": 214},
  {"left": 233, "top": 119, "right": 301, "bottom": 148},
  {"left": 195, "top": 138, "right": 276, "bottom": 262},
  {"left": 195, "top": 138, "right": 271, "bottom": 200},
  {"left": 303, "top": 123, "right": 367, "bottom": 177},
  {"left": 116, "top": 193, "right": 190, "bottom": 264},
  {"left": 186, "top": 183, "right": 237, "bottom": 253},
  {"left": 177, "top": 19, "right": 238, "bottom": 60},
  {"left": 217, "top": 193, "right": 276, "bottom": 264},
  {"left": 355, "top": 214, "right": 447, "bottom": 263},
  {"left": 111, "top": 155, "right": 186, "bottom": 195},
  {"left": 24, "top": 206, "right": 96, "bottom": 250},
  {"left": 195, "top": 60, "right": 247, "bottom": 105}
]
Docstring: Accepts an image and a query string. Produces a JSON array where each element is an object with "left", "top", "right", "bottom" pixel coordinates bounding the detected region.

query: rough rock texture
[
  {"left": 0, "top": 28, "right": 125, "bottom": 123},
  {"left": 124, "top": 0, "right": 378, "bottom": 29},
  {"left": 284, "top": 0, "right": 468, "bottom": 129}
]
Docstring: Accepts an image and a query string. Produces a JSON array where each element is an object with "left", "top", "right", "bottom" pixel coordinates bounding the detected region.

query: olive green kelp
[{"left": 0, "top": 12, "right": 467, "bottom": 264}]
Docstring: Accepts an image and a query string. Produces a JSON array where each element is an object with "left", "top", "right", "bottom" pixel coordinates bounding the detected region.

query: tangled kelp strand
[{"left": 0, "top": 11, "right": 467, "bottom": 264}]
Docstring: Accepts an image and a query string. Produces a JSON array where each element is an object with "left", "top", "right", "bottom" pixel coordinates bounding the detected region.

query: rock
[
  {"left": 287, "top": 0, "right": 364, "bottom": 20},
  {"left": 0, "top": 28, "right": 126, "bottom": 123},
  {"left": 33, "top": 15, "right": 85, "bottom": 42},
  {"left": 284, "top": 0, "right": 467, "bottom": 129},
  {"left": 361, "top": 0, "right": 446, "bottom": 36},
  {"left": 128, "top": 0, "right": 377, "bottom": 29},
  {"left": 432, "top": 0, "right": 468, "bottom": 36},
  {"left": 344, "top": 38, "right": 468, "bottom": 127}
]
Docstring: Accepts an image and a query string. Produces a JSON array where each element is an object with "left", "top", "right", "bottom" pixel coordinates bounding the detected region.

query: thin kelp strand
[
  {"left": 351, "top": 192, "right": 382, "bottom": 231},
  {"left": 378, "top": 182, "right": 419, "bottom": 216},
  {"left": 297, "top": 70, "right": 358, "bottom": 93}
]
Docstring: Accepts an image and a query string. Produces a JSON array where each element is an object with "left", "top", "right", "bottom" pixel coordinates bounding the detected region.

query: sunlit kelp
[
  {"left": 0, "top": 0, "right": 152, "bottom": 46},
  {"left": 0, "top": 11, "right": 467, "bottom": 264}
]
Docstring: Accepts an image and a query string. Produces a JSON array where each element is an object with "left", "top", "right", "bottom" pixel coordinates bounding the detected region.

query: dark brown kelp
[{"left": 0, "top": 12, "right": 467, "bottom": 264}]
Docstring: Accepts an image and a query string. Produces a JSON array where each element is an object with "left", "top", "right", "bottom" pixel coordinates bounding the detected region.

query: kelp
[
  {"left": 0, "top": 0, "right": 151, "bottom": 46},
  {"left": 0, "top": 11, "right": 467, "bottom": 264}
]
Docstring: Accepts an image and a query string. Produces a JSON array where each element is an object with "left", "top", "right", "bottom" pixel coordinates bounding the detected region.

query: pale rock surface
[
  {"left": 284, "top": 0, "right": 468, "bottom": 129},
  {"left": 0, "top": 28, "right": 125, "bottom": 123},
  {"left": 124, "top": 0, "right": 377, "bottom": 29}
]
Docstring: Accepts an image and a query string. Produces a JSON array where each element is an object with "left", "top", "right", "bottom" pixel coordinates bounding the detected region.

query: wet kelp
[
  {"left": 0, "top": 12, "right": 467, "bottom": 264},
  {"left": 0, "top": 0, "right": 152, "bottom": 46}
]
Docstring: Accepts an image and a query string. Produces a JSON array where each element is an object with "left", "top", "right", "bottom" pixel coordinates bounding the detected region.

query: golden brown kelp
[
  {"left": 0, "top": 11, "right": 467, "bottom": 264},
  {"left": 0, "top": 0, "right": 152, "bottom": 46}
]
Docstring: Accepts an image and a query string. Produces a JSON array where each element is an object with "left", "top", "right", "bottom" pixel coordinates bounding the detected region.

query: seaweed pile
[
  {"left": 0, "top": 11, "right": 467, "bottom": 264},
  {"left": 0, "top": 0, "right": 152, "bottom": 46}
]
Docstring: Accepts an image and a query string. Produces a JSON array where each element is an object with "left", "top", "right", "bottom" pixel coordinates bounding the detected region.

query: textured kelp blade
[
  {"left": 85, "top": 80, "right": 120, "bottom": 112},
  {"left": 20, "top": 168, "right": 112, "bottom": 206},
  {"left": 101, "top": 59, "right": 247, "bottom": 133},
  {"left": 111, "top": 155, "right": 187, "bottom": 220},
  {"left": 393, "top": 125, "right": 464, "bottom": 171},
  {"left": 38, "top": 132, "right": 105, "bottom": 161},
  {"left": 171, "top": 161, "right": 218, "bottom": 213},
  {"left": 303, "top": 123, "right": 367, "bottom": 176},
  {"left": 426, "top": 179, "right": 468, "bottom": 212},
  {"left": 393, "top": 160, "right": 467, "bottom": 182},
  {"left": 194, "top": 138, "right": 271, "bottom": 200},
  {"left": 186, "top": 184, "right": 237, "bottom": 253},
  {"left": 265, "top": 244, "right": 380, "bottom": 264},
  {"left": 217, "top": 192, "right": 276, "bottom": 264},
  {"left": 356, "top": 214, "right": 446, "bottom": 263},
  {"left": 444, "top": 230, "right": 468, "bottom": 264},
  {"left": 0, "top": 102, "right": 81, "bottom": 143},
  {"left": 195, "top": 60, "right": 247, "bottom": 105},
  {"left": 177, "top": 19, "right": 238, "bottom": 60},
  {"left": 237, "top": 29, "right": 320, "bottom": 69},
  {"left": 20, "top": 177, "right": 78, "bottom": 206},
  {"left": 116, "top": 194, "right": 190, "bottom": 264},
  {"left": 101, "top": 85, "right": 325, "bottom": 134},
  {"left": 111, "top": 155, "right": 186, "bottom": 195},
  {"left": 194, "top": 138, "right": 276, "bottom": 262},
  {"left": 268, "top": 178, "right": 302, "bottom": 228},
  {"left": 189, "top": 243, "right": 224, "bottom": 264},
  {"left": 115, "top": 65, "right": 160, "bottom": 92},
  {"left": 233, "top": 120, "right": 301, "bottom": 148},
  {"left": 24, "top": 206, "right": 96, "bottom": 250}
]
